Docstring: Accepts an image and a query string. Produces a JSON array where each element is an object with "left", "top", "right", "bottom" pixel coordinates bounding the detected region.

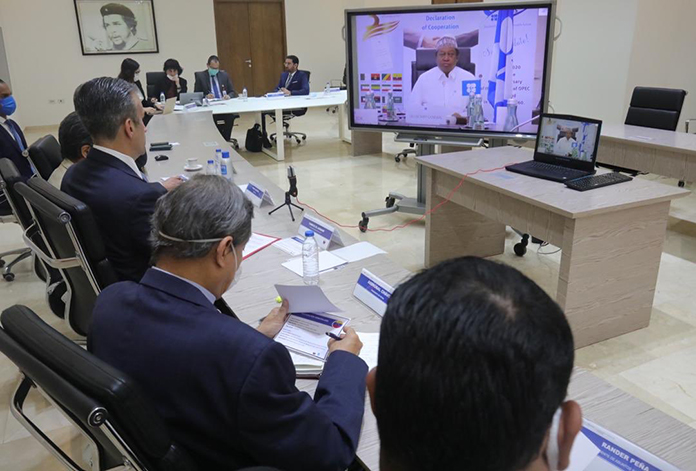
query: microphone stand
[{"left": 269, "top": 166, "right": 304, "bottom": 221}]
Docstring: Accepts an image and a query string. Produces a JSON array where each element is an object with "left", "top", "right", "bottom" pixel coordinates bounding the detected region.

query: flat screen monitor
[{"left": 345, "top": 2, "right": 555, "bottom": 139}]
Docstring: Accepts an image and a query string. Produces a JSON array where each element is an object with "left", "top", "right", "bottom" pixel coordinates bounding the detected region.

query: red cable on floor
[{"left": 294, "top": 163, "right": 514, "bottom": 232}]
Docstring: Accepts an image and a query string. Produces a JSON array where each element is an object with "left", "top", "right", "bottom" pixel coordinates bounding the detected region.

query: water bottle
[
  {"left": 206, "top": 159, "right": 216, "bottom": 175},
  {"left": 473, "top": 94, "right": 485, "bottom": 130},
  {"left": 503, "top": 98, "right": 519, "bottom": 132},
  {"left": 302, "top": 230, "right": 319, "bottom": 285},
  {"left": 386, "top": 92, "right": 396, "bottom": 120},
  {"left": 242, "top": 87, "right": 248, "bottom": 101},
  {"left": 220, "top": 151, "right": 232, "bottom": 181},
  {"left": 324, "top": 82, "right": 330, "bottom": 95},
  {"left": 215, "top": 148, "right": 222, "bottom": 174},
  {"left": 159, "top": 92, "right": 165, "bottom": 104},
  {"left": 466, "top": 92, "right": 475, "bottom": 125}
]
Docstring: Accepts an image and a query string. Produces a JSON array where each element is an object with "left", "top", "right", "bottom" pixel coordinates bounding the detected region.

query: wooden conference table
[
  {"left": 146, "top": 113, "right": 696, "bottom": 470},
  {"left": 598, "top": 123, "right": 696, "bottom": 181},
  {"left": 174, "top": 90, "right": 349, "bottom": 162}
]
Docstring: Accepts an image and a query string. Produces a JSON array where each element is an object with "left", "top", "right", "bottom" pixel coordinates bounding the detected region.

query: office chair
[
  {"left": 410, "top": 47, "right": 476, "bottom": 88},
  {"left": 0, "top": 159, "right": 34, "bottom": 281},
  {"left": 0, "top": 304, "right": 199, "bottom": 471},
  {"left": 146, "top": 72, "right": 166, "bottom": 100},
  {"left": 270, "top": 70, "right": 311, "bottom": 145},
  {"left": 28, "top": 134, "right": 62, "bottom": 181},
  {"left": 16, "top": 178, "right": 117, "bottom": 338}
]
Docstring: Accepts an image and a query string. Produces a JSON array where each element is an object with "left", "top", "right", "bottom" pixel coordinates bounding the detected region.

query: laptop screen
[{"left": 536, "top": 115, "right": 601, "bottom": 163}]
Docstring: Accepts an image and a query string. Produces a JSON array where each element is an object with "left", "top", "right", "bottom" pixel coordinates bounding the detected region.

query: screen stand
[{"left": 358, "top": 135, "right": 484, "bottom": 232}]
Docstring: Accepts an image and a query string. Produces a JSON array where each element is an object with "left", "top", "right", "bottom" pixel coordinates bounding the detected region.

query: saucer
[{"left": 184, "top": 164, "right": 203, "bottom": 171}]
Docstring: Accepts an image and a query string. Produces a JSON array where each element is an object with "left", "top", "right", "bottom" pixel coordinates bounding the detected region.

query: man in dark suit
[
  {"left": 0, "top": 79, "right": 32, "bottom": 181},
  {"left": 194, "top": 55, "right": 239, "bottom": 142},
  {"left": 62, "top": 77, "right": 183, "bottom": 282},
  {"left": 275, "top": 55, "right": 309, "bottom": 96},
  {"left": 89, "top": 175, "right": 368, "bottom": 471}
]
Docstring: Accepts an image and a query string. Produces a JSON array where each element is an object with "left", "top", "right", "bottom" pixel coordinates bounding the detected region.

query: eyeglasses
[{"left": 437, "top": 51, "right": 457, "bottom": 58}]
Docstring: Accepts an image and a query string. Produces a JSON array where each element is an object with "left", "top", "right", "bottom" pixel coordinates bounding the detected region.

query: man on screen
[
  {"left": 407, "top": 37, "right": 477, "bottom": 125},
  {"left": 554, "top": 126, "right": 578, "bottom": 157}
]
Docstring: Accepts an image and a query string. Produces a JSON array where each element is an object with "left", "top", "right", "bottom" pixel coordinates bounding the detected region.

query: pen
[{"left": 325, "top": 332, "right": 342, "bottom": 341}]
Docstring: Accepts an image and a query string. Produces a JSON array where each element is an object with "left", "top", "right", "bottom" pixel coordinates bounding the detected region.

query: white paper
[
  {"left": 273, "top": 236, "right": 304, "bottom": 257},
  {"left": 566, "top": 431, "right": 600, "bottom": 471},
  {"left": 275, "top": 284, "right": 343, "bottom": 313},
  {"left": 237, "top": 183, "right": 248, "bottom": 193},
  {"left": 275, "top": 312, "right": 350, "bottom": 361},
  {"left": 289, "top": 351, "right": 324, "bottom": 369},
  {"left": 331, "top": 242, "right": 386, "bottom": 263},
  {"left": 242, "top": 233, "right": 278, "bottom": 259},
  {"left": 356, "top": 332, "right": 379, "bottom": 370},
  {"left": 281, "top": 251, "right": 348, "bottom": 277}
]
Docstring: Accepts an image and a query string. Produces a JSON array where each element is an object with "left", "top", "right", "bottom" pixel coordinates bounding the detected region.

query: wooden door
[{"left": 213, "top": 0, "right": 286, "bottom": 96}]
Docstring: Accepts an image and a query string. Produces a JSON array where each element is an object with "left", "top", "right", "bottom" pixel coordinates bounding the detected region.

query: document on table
[
  {"left": 281, "top": 251, "right": 347, "bottom": 277},
  {"left": 242, "top": 233, "right": 280, "bottom": 260},
  {"left": 238, "top": 183, "right": 248, "bottom": 193},
  {"left": 275, "top": 312, "right": 351, "bottom": 362},
  {"left": 289, "top": 332, "right": 378, "bottom": 378},
  {"left": 330, "top": 242, "right": 386, "bottom": 263},
  {"left": 275, "top": 284, "right": 343, "bottom": 313},
  {"left": 273, "top": 236, "right": 304, "bottom": 257},
  {"left": 356, "top": 332, "right": 379, "bottom": 370}
]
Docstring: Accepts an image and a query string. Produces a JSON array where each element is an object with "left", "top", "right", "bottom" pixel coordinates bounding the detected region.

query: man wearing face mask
[
  {"left": 194, "top": 55, "right": 239, "bottom": 141},
  {"left": 368, "top": 256, "right": 583, "bottom": 471},
  {"left": 89, "top": 175, "right": 369, "bottom": 471},
  {"left": 62, "top": 77, "right": 184, "bottom": 282},
  {"left": 0, "top": 78, "right": 32, "bottom": 181}
]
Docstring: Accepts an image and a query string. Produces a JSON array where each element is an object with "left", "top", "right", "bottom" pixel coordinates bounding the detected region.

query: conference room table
[
  {"left": 598, "top": 123, "right": 696, "bottom": 182},
  {"left": 145, "top": 113, "right": 696, "bottom": 470},
  {"left": 174, "top": 90, "right": 349, "bottom": 161}
]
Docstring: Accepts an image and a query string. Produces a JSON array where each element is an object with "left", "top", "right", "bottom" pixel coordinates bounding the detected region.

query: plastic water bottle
[
  {"left": 473, "top": 94, "right": 485, "bottom": 130},
  {"left": 242, "top": 87, "right": 248, "bottom": 101},
  {"left": 302, "top": 230, "right": 319, "bottom": 285},
  {"left": 503, "top": 98, "right": 519, "bottom": 132},
  {"left": 215, "top": 148, "right": 222, "bottom": 174},
  {"left": 220, "top": 151, "right": 232, "bottom": 181},
  {"left": 324, "top": 82, "right": 330, "bottom": 95},
  {"left": 466, "top": 92, "right": 476, "bottom": 125},
  {"left": 206, "top": 159, "right": 216, "bottom": 175},
  {"left": 159, "top": 92, "right": 165, "bottom": 104}
]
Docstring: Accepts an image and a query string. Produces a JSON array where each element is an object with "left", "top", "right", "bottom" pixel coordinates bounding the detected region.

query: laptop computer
[
  {"left": 162, "top": 97, "right": 176, "bottom": 115},
  {"left": 506, "top": 113, "right": 603, "bottom": 183},
  {"left": 179, "top": 92, "right": 204, "bottom": 106}
]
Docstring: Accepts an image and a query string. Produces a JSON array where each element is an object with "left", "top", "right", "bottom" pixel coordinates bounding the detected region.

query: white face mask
[
  {"left": 167, "top": 74, "right": 178, "bottom": 81},
  {"left": 546, "top": 408, "right": 562, "bottom": 471},
  {"left": 134, "top": 73, "right": 140, "bottom": 82},
  {"left": 226, "top": 246, "right": 243, "bottom": 291}
]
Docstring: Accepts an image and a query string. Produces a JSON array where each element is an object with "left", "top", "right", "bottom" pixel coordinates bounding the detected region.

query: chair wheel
[
  {"left": 359, "top": 216, "right": 369, "bottom": 233},
  {"left": 302, "top": 136, "right": 306, "bottom": 141},
  {"left": 3, "top": 272, "right": 15, "bottom": 282},
  {"left": 385, "top": 197, "right": 396, "bottom": 208},
  {"left": 678, "top": 180, "right": 685, "bottom": 188},
  {"left": 513, "top": 243, "right": 527, "bottom": 257},
  {"left": 0, "top": 259, "right": 5, "bottom": 268},
  {"left": 395, "top": 156, "right": 401, "bottom": 163},
  {"left": 295, "top": 139, "right": 301, "bottom": 144}
]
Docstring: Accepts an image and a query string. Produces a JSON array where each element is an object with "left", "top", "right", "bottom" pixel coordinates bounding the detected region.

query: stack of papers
[
  {"left": 242, "top": 233, "right": 280, "bottom": 260},
  {"left": 279, "top": 241, "right": 386, "bottom": 277},
  {"left": 289, "top": 331, "right": 379, "bottom": 378},
  {"left": 281, "top": 251, "right": 348, "bottom": 277},
  {"left": 330, "top": 242, "right": 386, "bottom": 263}
]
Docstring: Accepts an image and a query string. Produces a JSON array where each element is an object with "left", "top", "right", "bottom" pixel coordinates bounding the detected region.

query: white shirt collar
[
  {"left": 93, "top": 145, "right": 144, "bottom": 179},
  {"left": 0, "top": 116, "right": 7, "bottom": 125},
  {"left": 436, "top": 67, "right": 459, "bottom": 82},
  {"left": 152, "top": 267, "right": 216, "bottom": 305}
]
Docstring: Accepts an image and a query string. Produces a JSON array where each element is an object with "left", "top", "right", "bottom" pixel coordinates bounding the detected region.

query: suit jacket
[
  {"left": 88, "top": 268, "right": 368, "bottom": 471},
  {"left": 194, "top": 70, "right": 238, "bottom": 98},
  {"left": 275, "top": 70, "right": 310, "bottom": 96},
  {"left": 151, "top": 76, "right": 188, "bottom": 100},
  {"left": 61, "top": 148, "right": 166, "bottom": 282},
  {"left": 0, "top": 118, "right": 32, "bottom": 180}
]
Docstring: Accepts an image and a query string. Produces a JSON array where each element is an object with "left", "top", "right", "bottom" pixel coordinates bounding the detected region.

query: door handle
[{"left": 245, "top": 59, "right": 252, "bottom": 68}]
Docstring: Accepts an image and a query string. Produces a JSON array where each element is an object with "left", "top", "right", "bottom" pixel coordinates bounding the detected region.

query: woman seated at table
[
  {"left": 118, "top": 58, "right": 160, "bottom": 123},
  {"left": 151, "top": 58, "right": 188, "bottom": 101}
]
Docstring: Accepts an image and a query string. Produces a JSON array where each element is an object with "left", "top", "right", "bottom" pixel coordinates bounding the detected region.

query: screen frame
[
  {"left": 533, "top": 113, "right": 603, "bottom": 172},
  {"left": 344, "top": 0, "right": 557, "bottom": 140}
]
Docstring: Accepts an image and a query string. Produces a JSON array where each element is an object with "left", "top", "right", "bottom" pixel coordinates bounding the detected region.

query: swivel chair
[
  {"left": 0, "top": 159, "right": 33, "bottom": 281},
  {"left": 146, "top": 72, "right": 166, "bottom": 101},
  {"left": 270, "top": 70, "right": 312, "bottom": 145},
  {"left": 28, "top": 135, "right": 62, "bottom": 181}
]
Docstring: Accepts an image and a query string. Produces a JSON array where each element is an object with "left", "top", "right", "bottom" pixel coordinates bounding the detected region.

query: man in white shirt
[
  {"left": 407, "top": 37, "right": 477, "bottom": 125},
  {"left": 554, "top": 127, "right": 578, "bottom": 157}
]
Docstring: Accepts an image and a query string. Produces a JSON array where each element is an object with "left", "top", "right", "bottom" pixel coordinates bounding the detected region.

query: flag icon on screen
[
  {"left": 371, "top": 73, "right": 380, "bottom": 81},
  {"left": 371, "top": 84, "right": 381, "bottom": 90},
  {"left": 393, "top": 73, "right": 403, "bottom": 81},
  {"left": 382, "top": 74, "right": 391, "bottom": 81},
  {"left": 393, "top": 83, "right": 402, "bottom": 92},
  {"left": 382, "top": 85, "right": 391, "bottom": 92},
  {"left": 394, "top": 96, "right": 403, "bottom": 104},
  {"left": 360, "top": 74, "right": 365, "bottom": 80},
  {"left": 361, "top": 84, "right": 370, "bottom": 92}
]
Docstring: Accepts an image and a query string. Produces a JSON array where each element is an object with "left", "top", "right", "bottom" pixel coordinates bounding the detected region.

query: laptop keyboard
[{"left": 521, "top": 161, "right": 589, "bottom": 180}]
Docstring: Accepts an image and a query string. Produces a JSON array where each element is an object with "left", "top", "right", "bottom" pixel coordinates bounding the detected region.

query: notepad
[
  {"left": 275, "top": 312, "right": 351, "bottom": 362},
  {"left": 330, "top": 242, "right": 386, "bottom": 263},
  {"left": 281, "top": 251, "right": 347, "bottom": 277}
]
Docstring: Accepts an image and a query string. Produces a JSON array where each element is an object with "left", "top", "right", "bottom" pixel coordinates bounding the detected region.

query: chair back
[
  {"left": 625, "top": 86, "right": 688, "bottom": 131},
  {"left": 0, "top": 305, "right": 198, "bottom": 471},
  {"left": 146, "top": 72, "right": 166, "bottom": 99},
  {"left": 15, "top": 179, "right": 117, "bottom": 337},
  {"left": 28, "top": 135, "right": 62, "bottom": 181},
  {"left": 412, "top": 47, "right": 475, "bottom": 88},
  {"left": 0, "top": 158, "right": 33, "bottom": 227}
]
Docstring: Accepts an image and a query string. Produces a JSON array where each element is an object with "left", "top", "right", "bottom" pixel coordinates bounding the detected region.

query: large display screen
[{"left": 346, "top": 2, "right": 554, "bottom": 138}]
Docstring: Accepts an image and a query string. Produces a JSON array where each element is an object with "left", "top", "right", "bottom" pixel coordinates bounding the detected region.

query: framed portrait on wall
[{"left": 73, "top": 0, "right": 159, "bottom": 55}]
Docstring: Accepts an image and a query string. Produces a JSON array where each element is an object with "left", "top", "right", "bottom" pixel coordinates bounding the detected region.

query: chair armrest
[{"left": 22, "top": 223, "right": 82, "bottom": 270}]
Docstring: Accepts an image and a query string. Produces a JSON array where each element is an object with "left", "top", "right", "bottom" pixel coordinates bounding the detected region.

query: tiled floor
[{"left": 1, "top": 109, "right": 696, "bottom": 468}]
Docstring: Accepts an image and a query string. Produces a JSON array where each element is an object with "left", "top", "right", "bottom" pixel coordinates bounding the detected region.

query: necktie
[
  {"left": 214, "top": 299, "right": 238, "bottom": 319},
  {"left": 285, "top": 73, "right": 293, "bottom": 89},
  {"left": 6, "top": 120, "right": 25, "bottom": 151},
  {"left": 212, "top": 76, "right": 221, "bottom": 99}
]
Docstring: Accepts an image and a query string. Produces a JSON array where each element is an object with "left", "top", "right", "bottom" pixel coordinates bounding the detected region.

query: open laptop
[
  {"left": 179, "top": 92, "right": 204, "bottom": 106},
  {"left": 506, "top": 113, "right": 603, "bottom": 183},
  {"left": 162, "top": 97, "right": 176, "bottom": 115}
]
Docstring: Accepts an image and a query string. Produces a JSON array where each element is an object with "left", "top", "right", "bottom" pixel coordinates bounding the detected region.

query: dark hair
[
  {"left": 118, "top": 58, "right": 140, "bottom": 82},
  {"left": 207, "top": 55, "right": 220, "bottom": 65},
  {"left": 375, "top": 257, "right": 574, "bottom": 471},
  {"left": 58, "top": 112, "right": 92, "bottom": 163},
  {"left": 286, "top": 55, "right": 299, "bottom": 65},
  {"left": 0, "top": 78, "right": 5, "bottom": 84},
  {"left": 163, "top": 59, "right": 183, "bottom": 75},
  {"left": 100, "top": 3, "right": 137, "bottom": 35},
  {"left": 73, "top": 77, "right": 140, "bottom": 141}
]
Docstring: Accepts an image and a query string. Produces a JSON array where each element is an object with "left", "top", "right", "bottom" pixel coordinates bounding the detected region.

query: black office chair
[
  {"left": 625, "top": 87, "right": 688, "bottom": 131},
  {"left": 28, "top": 134, "right": 62, "bottom": 181},
  {"left": 16, "top": 178, "right": 117, "bottom": 338},
  {"left": 0, "top": 176, "right": 32, "bottom": 282},
  {"left": 0, "top": 304, "right": 199, "bottom": 471},
  {"left": 269, "top": 70, "right": 312, "bottom": 145},
  {"left": 146, "top": 72, "right": 166, "bottom": 100}
]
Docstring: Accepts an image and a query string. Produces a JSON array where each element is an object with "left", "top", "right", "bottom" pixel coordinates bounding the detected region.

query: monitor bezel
[
  {"left": 533, "top": 113, "right": 603, "bottom": 172},
  {"left": 344, "top": 0, "right": 557, "bottom": 140}
]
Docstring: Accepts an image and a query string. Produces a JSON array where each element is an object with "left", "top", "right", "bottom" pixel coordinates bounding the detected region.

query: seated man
[
  {"left": 194, "top": 55, "right": 239, "bottom": 142},
  {"left": 62, "top": 77, "right": 183, "bottom": 282},
  {"left": 49, "top": 112, "right": 92, "bottom": 188},
  {"left": 0, "top": 78, "right": 32, "bottom": 181},
  {"left": 368, "top": 257, "right": 582, "bottom": 471},
  {"left": 407, "top": 36, "right": 477, "bottom": 125},
  {"left": 89, "top": 175, "right": 368, "bottom": 471},
  {"left": 275, "top": 55, "right": 309, "bottom": 96},
  {"left": 555, "top": 126, "right": 579, "bottom": 157}
]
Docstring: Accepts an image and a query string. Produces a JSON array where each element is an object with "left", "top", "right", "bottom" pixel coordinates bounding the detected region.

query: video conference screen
[
  {"left": 536, "top": 116, "right": 600, "bottom": 162},
  {"left": 347, "top": 3, "right": 553, "bottom": 137}
]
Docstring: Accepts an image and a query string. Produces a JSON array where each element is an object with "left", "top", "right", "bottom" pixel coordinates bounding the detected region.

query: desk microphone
[
  {"left": 287, "top": 166, "right": 298, "bottom": 197},
  {"left": 269, "top": 166, "right": 304, "bottom": 221}
]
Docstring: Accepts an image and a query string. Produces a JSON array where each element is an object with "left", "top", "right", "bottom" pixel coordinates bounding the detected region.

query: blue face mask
[
  {"left": 208, "top": 68, "right": 219, "bottom": 77},
  {"left": 0, "top": 96, "right": 17, "bottom": 116}
]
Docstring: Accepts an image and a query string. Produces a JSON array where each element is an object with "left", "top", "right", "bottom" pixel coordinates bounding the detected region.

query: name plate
[
  {"left": 183, "top": 102, "right": 197, "bottom": 111},
  {"left": 298, "top": 214, "right": 343, "bottom": 250},
  {"left": 353, "top": 269, "right": 393, "bottom": 317},
  {"left": 245, "top": 181, "right": 275, "bottom": 208}
]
